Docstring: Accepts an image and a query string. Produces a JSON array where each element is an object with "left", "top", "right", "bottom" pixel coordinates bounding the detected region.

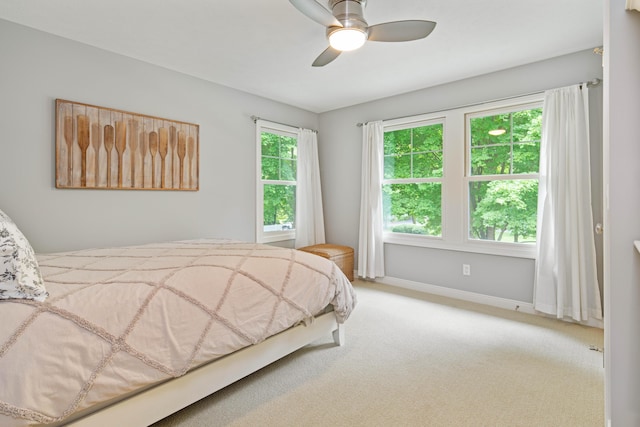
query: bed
[{"left": 0, "top": 209, "right": 357, "bottom": 427}]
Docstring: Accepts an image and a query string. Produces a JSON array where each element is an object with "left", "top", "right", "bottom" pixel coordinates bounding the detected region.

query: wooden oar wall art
[{"left": 55, "top": 99, "right": 199, "bottom": 191}]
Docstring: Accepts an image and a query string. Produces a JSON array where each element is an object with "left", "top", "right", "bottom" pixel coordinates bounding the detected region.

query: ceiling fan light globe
[{"left": 329, "top": 28, "right": 367, "bottom": 51}]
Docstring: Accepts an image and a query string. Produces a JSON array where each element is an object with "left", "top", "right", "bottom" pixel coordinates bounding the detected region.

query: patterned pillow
[{"left": 0, "top": 209, "right": 48, "bottom": 302}]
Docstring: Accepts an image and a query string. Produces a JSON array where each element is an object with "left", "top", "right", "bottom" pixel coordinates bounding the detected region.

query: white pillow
[{"left": 0, "top": 209, "right": 48, "bottom": 302}]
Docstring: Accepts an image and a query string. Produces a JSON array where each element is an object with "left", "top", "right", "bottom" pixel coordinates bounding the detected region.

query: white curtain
[
  {"left": 626, "top": 0, "right": 640, "bottom": 11},
  {"left": 534, "top": 85, "right": 602, "bottom": 322},
  {"left": 295, "top": 129, "right": 326, "bottom": 248},
  {"left": 357, "top": 121, "right": 385, "bottom": 279}
]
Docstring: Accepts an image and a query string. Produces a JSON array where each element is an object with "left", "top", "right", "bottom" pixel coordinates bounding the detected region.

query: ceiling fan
[{"left": 289, "top": 0, "right": 437, "bottom": 67}]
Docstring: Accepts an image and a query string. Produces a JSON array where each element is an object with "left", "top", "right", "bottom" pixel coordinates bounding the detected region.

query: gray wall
[
  {"left": 604, "top": 1, "right": 640, "bottom": 425},
  {"left": 0, "top": 19, "right": 318, "bottom": 253},
  {"left": 318, "top": 49, "right": 603, "bottom": 304},
  {"left": 4, "top": 14, "right": 626, "bottom": 423},
  {"left": 0, "top": 19, "right": 603, "bottom": 306}
]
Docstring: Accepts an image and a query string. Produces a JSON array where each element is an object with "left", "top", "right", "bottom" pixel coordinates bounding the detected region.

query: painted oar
[
  {"left": 76, "top": 115, "right": 90, "bottom": 187},
  {"left": 149, "top": 131, "right": 158, "bottom": 188},
  {"left": 169, "top": 126, "right": 177, "bottom": 188},
  {"left": 114, "top": 121, "right": 126, "bottom": 188},
  {"left": 64, "top": 116, "right": 74, "bottom": 185},
  {"left": 140, "top": 130, "right": 148, "bottom": 188},
  {"left": 129, "top": 119, "right": 139, "bottom": 188},
  {"left": 177, "top": 131, "right": 186, "bottom": 189},
  {"left": 104, "top": 125, "right": 115, "bottom": 188},
  {"left": 91, "top": 123, "right": 101, "bottom": 185},
  {"left": 187, "top": 136, "right": 195, "bottom": 189},
  {"left": 158, "top": 127, "right": 168, "bottom": 189}
]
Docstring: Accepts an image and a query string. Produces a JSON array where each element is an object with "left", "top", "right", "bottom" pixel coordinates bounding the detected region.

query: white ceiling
[{"left": 0, "top": 0, "right": 603, "bottom": 113}]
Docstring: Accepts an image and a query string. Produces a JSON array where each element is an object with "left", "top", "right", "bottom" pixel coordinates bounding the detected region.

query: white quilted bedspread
[{"left": 0, "top": 239, "right": 356, "bottom": 426}]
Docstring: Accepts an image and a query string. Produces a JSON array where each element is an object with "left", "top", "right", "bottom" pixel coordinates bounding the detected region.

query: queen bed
[{"left": 0, "top": 209, "right": 356, "bottom": 426}]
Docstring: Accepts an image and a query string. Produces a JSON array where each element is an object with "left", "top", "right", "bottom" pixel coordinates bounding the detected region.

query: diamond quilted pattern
[{"left": 0, "top": 239, "right": 356, "bottom": 426}]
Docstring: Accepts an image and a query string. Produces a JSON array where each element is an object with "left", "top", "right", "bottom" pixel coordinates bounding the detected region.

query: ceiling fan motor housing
[{"left": 327, "top": 0, "right": 368, "bottom": 31}]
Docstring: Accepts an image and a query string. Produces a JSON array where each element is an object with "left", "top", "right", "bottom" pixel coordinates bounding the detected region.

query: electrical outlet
[{"left": 462, "top": 264, "right": 471, "bottom": 276}]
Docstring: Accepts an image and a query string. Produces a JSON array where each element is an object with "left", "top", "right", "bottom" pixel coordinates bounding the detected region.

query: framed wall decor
[{"left": 55, "top": 99, "right": 199, "bottom": 191}]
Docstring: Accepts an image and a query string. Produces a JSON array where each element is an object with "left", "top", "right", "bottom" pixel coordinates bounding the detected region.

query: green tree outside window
[
  {"left": 383, "top": 122, "right": 443, "bottom": 236},
  {"left": 468, "top": 107, "right": 541, "bottom": 243},
  {"left": 261, "top": 132, "right": 297, "bottom": 231}
]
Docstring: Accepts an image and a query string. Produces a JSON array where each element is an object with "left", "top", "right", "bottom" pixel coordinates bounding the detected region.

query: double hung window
[
  {"left": 381, "top": 94, "right": 543, "bottom": 257},
  {"left": 256, "top": 121, "right": 298, "bottom": 243},
  {"left": 382, "top": 119, "right": 444, "bottom": 237},
  {"left": 466, "top": 104, "right": 542, "bottom": 244}
]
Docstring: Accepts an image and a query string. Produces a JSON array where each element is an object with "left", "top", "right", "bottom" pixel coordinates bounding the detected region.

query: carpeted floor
[{"left": 152, "top": 280, "right": 604, "bottom": 427}]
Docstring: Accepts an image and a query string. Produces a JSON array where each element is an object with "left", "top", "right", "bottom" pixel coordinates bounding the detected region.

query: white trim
[
  {"left": 256, "top": 119, "right": 299, "bottom": 136},
  {"left": 381, "top": 93, "right": 545, "bottom": 257},
  {"left": 375, "top": 275, "right": 603, "bottom": 329},
  {"left": 255, "top": 119, "right": 298, "bottom": 244},
  {"left": 461, "top": 94, "right": 544, "bottom": 116},
  {"left": 383, "top": 114, "right": 446, "bottom": 131},
  {"left": 260, "top": 230, "right": 295, "bottom": 244},
  {"left": 381, "top": 117, "right": 445, "bottom": 239},
  {"left": 377, "top": 275, "right": 535, "bottom": 313},
  {"left": 383, "top": 234, "right": 536, "bottom": 259},
  {"left": 463, "top": 98, "right": 543, "bottom": 248}
]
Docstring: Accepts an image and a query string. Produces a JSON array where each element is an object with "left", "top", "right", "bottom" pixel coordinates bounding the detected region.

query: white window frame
[
  {"left": 382, "top": 115, "right": 446, "bottom": 241},
  {"left": 464, "top": 99, "right": 543, "bottom": 257},
  {"left": 382, "top": 93, "right": 543, "bottom": 259},
  {"left": 255, "top": 120, "right": 298, "bottom": 244}
]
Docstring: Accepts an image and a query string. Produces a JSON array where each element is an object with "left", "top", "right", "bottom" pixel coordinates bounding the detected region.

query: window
[
  {"left": 466, "top": 104, "right": 542, "bottom": 244},
  {"left": 256, "top": 121, "right": 298, "bottom": 243},
  {"left": 381, "top": 93, "right": 543, "bottom": 258},
  {"left": 382, "top": 119, "right": 444, "bottom": 237}
]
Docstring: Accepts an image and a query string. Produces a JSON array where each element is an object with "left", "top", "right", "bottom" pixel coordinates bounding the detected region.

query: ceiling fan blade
[
  {"left": 312, "top": 46, "right": 341, "bottom": 67},
  {"left": 367, "top": 20, "right": 437, "bottom": 42},
  {"left": 289, "top": 0, "right": 342, "bottom": 27}
]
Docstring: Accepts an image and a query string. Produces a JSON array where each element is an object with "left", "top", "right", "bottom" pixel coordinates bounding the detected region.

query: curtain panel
[
  {"left": 534, "top": 85, "right": 602, "bottom": 322},
  {"left": 357, "top": 121, "right": 385, "bottom": 279},
  {"left": 295, "top": 129, "right": 326, "bottom": 248}
]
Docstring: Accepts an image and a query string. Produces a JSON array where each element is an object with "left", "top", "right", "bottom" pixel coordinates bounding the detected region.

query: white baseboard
[
  {"left": 374, "top": 275, "right": 535, "bottom": 314},
  {"left": 370, "top": 275, "right": 604, "bottom": 329}
]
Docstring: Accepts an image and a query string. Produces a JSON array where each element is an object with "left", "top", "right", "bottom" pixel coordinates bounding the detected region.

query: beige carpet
[{"left": 152, "top": 280, "right": 604, "bottom": 427}]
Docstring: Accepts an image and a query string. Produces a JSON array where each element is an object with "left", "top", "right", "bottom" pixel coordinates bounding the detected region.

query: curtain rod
[
  {"left": 251, "top": 115, "right": 318, "bottom": 134},
  {"left": 355, "top": 78, "right": 602, "bottom": 127}
]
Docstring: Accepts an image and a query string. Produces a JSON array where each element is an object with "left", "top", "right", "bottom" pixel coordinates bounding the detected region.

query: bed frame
[{"left": 57, "top": 311, "right": 344, "bottom": 426}]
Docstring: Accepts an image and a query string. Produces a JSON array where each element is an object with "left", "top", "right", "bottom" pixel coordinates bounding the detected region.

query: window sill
[
  {"left": 383, "top": 233, "right": 536, "bottom": 259},
  {"left": 257, "top": 231, "right": 296, "bottom": 244}
]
